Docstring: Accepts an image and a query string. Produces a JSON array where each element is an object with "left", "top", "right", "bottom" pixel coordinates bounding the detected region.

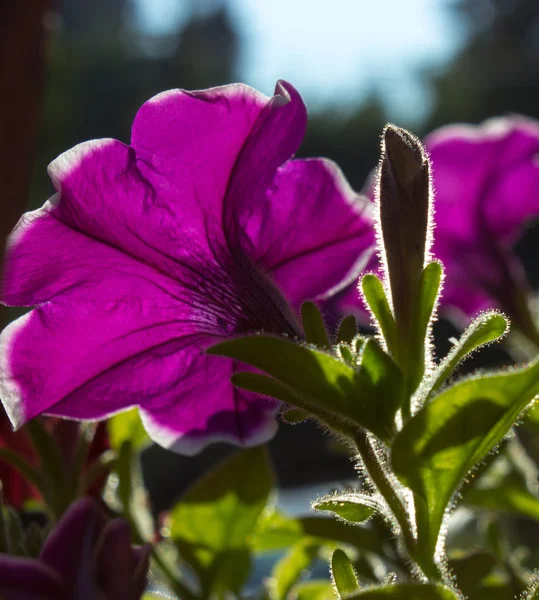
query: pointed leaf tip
[
  {"left": 301, "top": 301, "right": 330, "bottom": 349},
  {"left": 313, "top": 494, "right": 377, "bottom": 523}
]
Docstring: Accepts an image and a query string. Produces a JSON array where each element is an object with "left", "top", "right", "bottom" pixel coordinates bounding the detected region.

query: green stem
[
  {"left": 354, "top": 432, "right": 414, "bottom": 548},
  {"left": 354, "top": 430, "right": 442, "bottom": 581}
]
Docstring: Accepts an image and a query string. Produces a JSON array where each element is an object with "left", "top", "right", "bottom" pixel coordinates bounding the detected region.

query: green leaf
[
  {"left": 233, "top": 372, "right": 303, "bottom": 407},
  {"left": 170, "top": 447, "right": 273, "bottom": 557},
  {"left": 212, "top": 335, "right": 394, "bottom": 442},
  {"left": 302, "top": 301, "right": 331, "bottom": 348},
  {"left": 337, "top": 315, "right": 358, "bottom": 344},
  {"left": 360, "top": 339, "right": 404, "bottom": 436},
  {"left": 408, "top": 262, "right": 443, "bottom": 393},
  {"left": 414, "top": 263, "right": 442, "bottom": 342},
  {"left": 392, "top": 359, "right": 539, "bottom": 556},
  {"left": 423, "top": 312, "right": 509, "bottom": 400},
  {"left": 361, "top": 274, "right": 397, "bottom": 354},
  {"left": 269, "top": 540, "right": 320, "bottom": 600},
  {"left": 294, "top": 580, "right": 336, "bottom": 600},
  {"left": 345, "top": 584, "right": 459, "bottom": 599},
  {"left": 249, "top": 509, "right": 305, "bottom": 552},
  {"left": 313, "top": 493, "right": 377, "bottom": 523},
  {"left": 208, "top": 549, "right": 252, "bottom": 596},
  {"left": 331, "top": 548, "right": 360, "bottom": 597},
  {"left": 108, "top": 407, "right": 150, "bottom": 450}
]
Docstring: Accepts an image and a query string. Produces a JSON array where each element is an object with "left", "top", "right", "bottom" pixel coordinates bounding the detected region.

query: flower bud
[{"left": 377, "top": 124, "right": 432, "bottom": 333}]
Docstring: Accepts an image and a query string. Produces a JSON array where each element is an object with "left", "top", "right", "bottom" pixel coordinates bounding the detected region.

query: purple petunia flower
[
  {"left": 426, "top": 116, "right": 539, "bottom": 332},
  {"left": 0, "top": 498, "right": 150, "bottom": 600},
  {"left": 0, "top": 81, "right": 374, "bottom": 454}
]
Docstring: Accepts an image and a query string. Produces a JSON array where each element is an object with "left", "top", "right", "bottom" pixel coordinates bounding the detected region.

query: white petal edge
[
  {"left": 0, "top": 311, "right": 33, "bottom": 429},
  {"left": 139, "top": 406, "right": 279, "bottom": 456}
]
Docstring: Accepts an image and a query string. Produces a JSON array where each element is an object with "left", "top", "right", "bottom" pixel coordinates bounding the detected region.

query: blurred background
[{"left": 3, "top": 0, "right": 539, "bottom": 512}]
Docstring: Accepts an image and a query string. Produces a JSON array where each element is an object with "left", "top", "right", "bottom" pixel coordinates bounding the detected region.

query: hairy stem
[{"left": 354, "top": 430, "right": 442, "bottom": 581}]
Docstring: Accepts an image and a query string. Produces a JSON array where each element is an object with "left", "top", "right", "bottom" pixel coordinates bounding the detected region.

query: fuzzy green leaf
[
  {"left": 212, "top": 335, "right": 395, "bottom": 441},
  {"left": 361, "top": 274, "right": 397, "bottom": 354},
  {"left": 407, "top": 262, "right": 443, "bottom": 393},
  {"left": 232, "top": 372, "right": 301, "bottom": 406},
  {"left": 331, "top": 548, "right": 360, "bottom": 597},
  {"left": 302, "top": 301, "right": 331, "bottom": 348},
  {"left": 337, "top": 315, "right": 359, "bottom": 344},
  {"left": 392, "top": 359, "right": 539, "bottom": 556},
  {"left": 360, "top": 339, "right": 404, "bottom": 436},
  {"left": 423, "top": 312, "right": 509, "bottom": 400},
  {"left": 313, "top": 494, "right": 377, "bottom": 523}
]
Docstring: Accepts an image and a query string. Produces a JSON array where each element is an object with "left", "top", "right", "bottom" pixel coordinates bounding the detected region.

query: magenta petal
[
  {"left": 131, "top": 83, "right": 277, "bottom": 255},
  {"left": 226, "top": 82, "right": 307, "bottom": 235},
  {"left": 140, "top": 350, "right": 278, "bottom": 455},
  {"left": 0, "top": 557, "right": 67, "bottom": 599},
  {"left": 47, "top": 138, "right": 222, "bottom": 277},
  {"left": 246, "top": 158, "right": 375, "bottom": 307},
  {"left": 0, "top": 252, "right": 190, "bottom": 427},
  {"left": 2, "top": 205, "right": 183, "bottom": 308}
]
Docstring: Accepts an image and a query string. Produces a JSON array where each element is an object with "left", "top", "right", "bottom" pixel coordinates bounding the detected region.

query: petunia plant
[
  {"left": 1, "top": 77, "right": 539, "bottom": 599},
  {"left": 210, "top": 124, "right": 539, "bottom": 598}
]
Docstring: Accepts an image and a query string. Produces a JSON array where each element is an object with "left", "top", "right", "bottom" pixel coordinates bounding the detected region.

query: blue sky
[{"left": 135, "top": 0, "right": 464, "bottom": 123}]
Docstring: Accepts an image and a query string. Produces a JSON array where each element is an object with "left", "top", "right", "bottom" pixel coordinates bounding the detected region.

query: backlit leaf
[
  {"left": 331, "top": 548, "right": 360, "bottom": 597},
  {"left": 392, "top": 359, "right": 539, "bottom": 556}
]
